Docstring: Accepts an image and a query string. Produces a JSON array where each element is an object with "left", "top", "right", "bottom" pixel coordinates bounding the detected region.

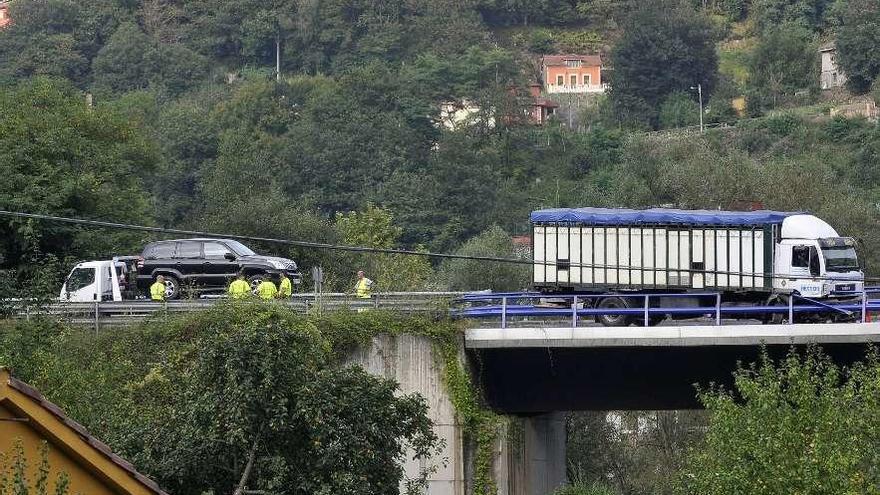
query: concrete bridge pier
[
  {"left": 348, "top": 334, "right": 568, "bottom": 495},
  {"left": 497, "top": 413, "right": 567, "bottom": 495}
]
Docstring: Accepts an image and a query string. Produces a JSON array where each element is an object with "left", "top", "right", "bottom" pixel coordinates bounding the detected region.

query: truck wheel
[
  {"left": 163, "top": 275, "right": 180, "bottom": 300},
  {"left": 761, "top": 295, "right": 786, "bottom": 325},
  {"left": 596, "top": 297, "right": 632, "bottom": 327}
]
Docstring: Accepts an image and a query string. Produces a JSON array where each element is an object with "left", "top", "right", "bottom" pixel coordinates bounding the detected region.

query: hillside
[{"left": 1, "top": 0, "right": 880, "bottom": 292}]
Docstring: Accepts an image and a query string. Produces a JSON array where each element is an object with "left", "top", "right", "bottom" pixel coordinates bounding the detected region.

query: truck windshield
[
  {"left": 822, "top": 246, "right": 859, "bottom": 272},
  {"left": 225, "top": 240, "right": 256, "bottom": 256}
]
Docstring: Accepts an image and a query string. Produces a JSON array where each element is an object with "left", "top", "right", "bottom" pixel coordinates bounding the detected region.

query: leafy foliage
[
  {"left": 0, "top": 306, "right": 451, "bottom": 495},
  {"left": 438, "top": 226, "right": 530, "bottom": 292},
  {"left": 609, "top": 2, "right": 718, "bottom": 128},
  {"left": 0, "top": 78, "right": 155, "bottom": 292},
  {"left": 0, "top": 440, "right": 70, "bottom": 495},
  {"left": 834, "top": 0, "right": 880, "bottom": 93},
  {"left": 746, "top": 23, "right": 817, "bottom": 113},
  {"left": 680, "top": 347, "right": 880, "bottom": 494}
]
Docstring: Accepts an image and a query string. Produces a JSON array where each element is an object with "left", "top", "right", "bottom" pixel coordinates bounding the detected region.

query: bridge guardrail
[
  {"left": 6, "top": 292, "right": 466, "bottom": 330},
  {"left": 455, "top": 291, "right": 880, "bottom": 328}
]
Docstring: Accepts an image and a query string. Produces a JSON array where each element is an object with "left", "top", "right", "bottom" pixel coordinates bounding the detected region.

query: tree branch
[{"left": 232, "top": 426, "right": 264, "bottom": 495}]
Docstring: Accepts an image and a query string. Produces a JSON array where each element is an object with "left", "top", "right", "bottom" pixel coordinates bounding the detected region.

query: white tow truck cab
[
  {"left": 531, "top": 208, "right": 864, "bottom": 300},
  {"left": 60, "top": 259, "right": 132, "bottom": 302}
]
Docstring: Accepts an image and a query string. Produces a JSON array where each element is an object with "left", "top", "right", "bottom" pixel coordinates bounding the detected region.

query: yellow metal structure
[{"left": 0, "top": 368, "right": 167, "bottom": 495}]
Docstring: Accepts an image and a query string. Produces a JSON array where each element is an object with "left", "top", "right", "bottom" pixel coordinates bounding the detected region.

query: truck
[
  {"left": 531, "top": 207, "right": 864, "bottom": 326},
  {"left": 59, "top": 257, "right": 140, "bottom": 302}
]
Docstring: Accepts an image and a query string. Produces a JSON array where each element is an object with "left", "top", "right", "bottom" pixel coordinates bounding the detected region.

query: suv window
[
  {"left": 204, "top": 242, "right": 232, "bottom": 259},
  {"left": 176, "top": 241, "right": 202, "bottom": 259},
  {"left": 144, "top": 243, "right": 175, "bottom": 259},
  {"left": 67, "top": 268, "right": 94, "bottom": 292}
]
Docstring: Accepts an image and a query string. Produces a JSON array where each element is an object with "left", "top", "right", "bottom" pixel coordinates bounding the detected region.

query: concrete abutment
[{"left": 346, "top": 334, "right": 567, "bottom": 495}]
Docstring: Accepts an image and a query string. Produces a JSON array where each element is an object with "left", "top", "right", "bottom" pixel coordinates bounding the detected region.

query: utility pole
[
  {"left": 275, "top": 35, "right": 281, "bottom": 82},
  {"left": 690, "top": 83, "right": 704, "bottom": 133}
]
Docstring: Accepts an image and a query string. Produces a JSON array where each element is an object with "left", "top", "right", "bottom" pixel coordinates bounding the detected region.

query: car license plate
[{"left": 837, "top": 284, "right": 855, "bottom": 292}]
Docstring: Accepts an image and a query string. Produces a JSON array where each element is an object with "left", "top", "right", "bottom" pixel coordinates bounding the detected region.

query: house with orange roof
[
  {"left": 0, "top": 367, "right": 168, "bottom": 495},
  {"left": 543, "top": 54, "right": 605, "bottom": 94}
]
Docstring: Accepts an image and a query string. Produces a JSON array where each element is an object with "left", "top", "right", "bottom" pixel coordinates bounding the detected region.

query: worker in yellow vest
[
  {"left": 278, "top": 273, "right": 292, "bottom": 299},
  {"left": 354, "top": 270, "right": 373, "bottom": 299},
  {"left": 150, "top": 275, "right": 166, "bottom": 302},
  {"left": 228, "top": 273, "right": 251, "bottom": 299},
  {"left": 257, "top": 278, "right": 278, "bottom": 300}
]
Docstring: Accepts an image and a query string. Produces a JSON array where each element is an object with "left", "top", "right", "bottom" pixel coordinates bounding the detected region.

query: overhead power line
[
  {"left": 0, "top": 209, "right": 876, "bottom": 284},
  {"left": 0, "top": 210, "right": 532, "bottom": 264}
]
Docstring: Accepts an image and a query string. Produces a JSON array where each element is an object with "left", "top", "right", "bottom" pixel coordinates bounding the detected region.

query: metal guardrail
[
  {"left": 6, "top": 292, "right": 466, "bottom": 330},
  {"left": 455, "top": 291, "right": 880, "bottom": 328}
]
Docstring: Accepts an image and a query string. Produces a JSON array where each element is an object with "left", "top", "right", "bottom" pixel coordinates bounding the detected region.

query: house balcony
[{"left": 546, "top": 84, "right": 607, "bottom": 94}]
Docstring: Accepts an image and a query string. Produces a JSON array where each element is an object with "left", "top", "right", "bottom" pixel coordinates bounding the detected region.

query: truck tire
[
  {"left": 596, "top": 297, "right": 632, "bottom": 327},
  {"left": 163, "top": 275, "right": 180, "bottom": 300},
  {"left": 761, "top": 295, "right": 787, "bottom": 325}
]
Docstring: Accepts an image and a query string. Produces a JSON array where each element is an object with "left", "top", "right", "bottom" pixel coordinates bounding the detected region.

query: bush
[
  {"left": 659, "top": 91, "right": 700, "bottom": 129},
  {"left": 438, "top": 226, "right": 530, "bottom": 292},
  {"left": 552, "top": 482, "right": 617, "bottom": 495}
]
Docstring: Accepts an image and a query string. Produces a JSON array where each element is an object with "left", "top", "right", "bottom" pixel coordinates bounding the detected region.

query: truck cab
[
  {"left": 773, "top": 215, "right": 863, "bottom": 298},
  {"left": 60, "top": 260, "right": 125, "bottom": 302}
]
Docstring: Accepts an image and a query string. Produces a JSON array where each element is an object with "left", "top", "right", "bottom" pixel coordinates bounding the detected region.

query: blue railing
[{"left": 454, "top": 291, "right": 880, "bottom": 328}]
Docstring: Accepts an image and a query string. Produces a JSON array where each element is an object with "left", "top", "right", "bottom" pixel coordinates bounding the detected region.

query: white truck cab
[
  {"left": 773, "top": 215, "right": 863, "bottom": 298},
  {"left": 60, "top": 260, "right": 125, "bottom": 302}
]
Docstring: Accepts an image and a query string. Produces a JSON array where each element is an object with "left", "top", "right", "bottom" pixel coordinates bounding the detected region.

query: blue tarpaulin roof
[{"left": 530, "top": 207, "right": 800, "bottom": 226}]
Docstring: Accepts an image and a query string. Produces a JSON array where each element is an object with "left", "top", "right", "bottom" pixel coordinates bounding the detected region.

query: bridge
[{"left": 465, "top": 323, "right": 880, "bottom": 411}]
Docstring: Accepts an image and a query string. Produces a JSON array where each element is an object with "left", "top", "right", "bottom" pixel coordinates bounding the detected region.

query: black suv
[{"left": 136, "top": 238, "right": 301, "bottom": 299}]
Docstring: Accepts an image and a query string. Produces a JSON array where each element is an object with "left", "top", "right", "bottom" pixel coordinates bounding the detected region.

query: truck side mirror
[{"left": 224, "top": 252, "right": 236, "bottom": 261}]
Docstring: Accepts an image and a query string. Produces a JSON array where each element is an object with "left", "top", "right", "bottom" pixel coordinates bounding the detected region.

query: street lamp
[{"left": 690, "top": 83, "right": 704, "bottom": 133}]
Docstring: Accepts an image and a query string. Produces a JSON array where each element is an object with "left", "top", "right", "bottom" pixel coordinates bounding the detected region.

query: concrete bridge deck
[{"left": 465, "top": 322, "right": 880, "bottom": 348}]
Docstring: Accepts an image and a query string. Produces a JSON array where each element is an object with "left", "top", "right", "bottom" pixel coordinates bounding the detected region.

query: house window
[
  {"left": 570, "top": 74, "right": 577, "bottom": 87},
  {"left": 583, "top": 74, "right": 591, "bottom": 86},
  {"left": 564, "top": 60, "right": 581, "bottom": 68},
  {"left": 556, "top": 74, "right": 564, "bottom": 86}
]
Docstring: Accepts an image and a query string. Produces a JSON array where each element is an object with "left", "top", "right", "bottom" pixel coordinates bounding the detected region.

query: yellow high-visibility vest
[
  {"left": 279, "top": 277, "right": 292, "bottom": 297},
  {"left": 150, "top": 281, "right": 165, "bottom": 301},
  {"left": 257, "top": 280, "right": 278, "bottom": 300},
  {"left": 228, "top": 279, "right": 250, "bottom": 299},
  {"left": 356, "top": 278, "right": 372, "bottom": 299}
]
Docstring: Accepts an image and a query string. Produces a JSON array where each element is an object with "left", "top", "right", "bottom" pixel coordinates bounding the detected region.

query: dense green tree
[
  {"left": 750, "top": 0, "right": 832, "bottom": 32},
  {"left": 0, "top": 0, "right": 88, "bottom": 84},
  {"left": 746, "top": 23, "right": 816, "bottom": 112},
  {"left": 609, "top": 1, "right": 718, "bottom": 128},
  {"left": 0, "top": 78, "right": 156, "bottom": 284},
  {"left": 0, "top": 306, "right": 444, "bottom": 495},
  {"left": 438, "top": 226, "right": 530, "bottom": 291},
  {"left": 658, "top": 91, "right": 701, "bottom": 129},
  {"left": 335, "top": 205, "right": 434, "bottom": 291},
  {"left": 126, "top": 302, "right": 440, "bottom": 495},
  {"left": 681, "top": 347, "right": 880, "bottom": 494},
  {"left": 834, "top": 0, "right": 880, "bottom": 93},
  {"left": 92, "top": 22, "right": 208, "bottom": 96}
]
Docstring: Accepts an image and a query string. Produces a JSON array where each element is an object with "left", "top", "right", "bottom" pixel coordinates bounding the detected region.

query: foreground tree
[
  {"left": 680, "top": 347, "right": 880, "bottom": 494},
  {"left": 125, "top": 302, "right": 441, "bottom": 495}
]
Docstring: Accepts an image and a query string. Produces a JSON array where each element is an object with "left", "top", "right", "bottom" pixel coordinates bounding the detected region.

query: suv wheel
[
  {"left": 164, "top": 275, "right": 181, "bottom": 300},
  {"left": 248, "top": 274, "right": 267, "bottom": 295}
]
